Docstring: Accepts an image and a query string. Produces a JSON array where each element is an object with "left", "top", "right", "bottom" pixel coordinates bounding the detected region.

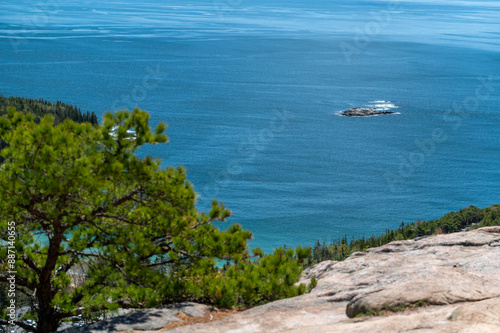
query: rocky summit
[
  {"left": 66, "top": 227, "right": 500, "bottom": 333},
  {"left": 339, "top": 107, "right": 396, "bottom": 117}
]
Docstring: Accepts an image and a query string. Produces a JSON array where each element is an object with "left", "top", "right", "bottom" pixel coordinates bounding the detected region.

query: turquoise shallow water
[{"left": 1, "top": 0, "right": 499, "bottom": 253}]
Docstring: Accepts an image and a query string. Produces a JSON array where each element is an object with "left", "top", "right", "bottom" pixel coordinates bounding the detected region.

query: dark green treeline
[
  {"left": 306, "top": 204, "right": 500, "bottom": 266},
  {"left": 0, "top": 95, "right": 98, "bottom": 125}
]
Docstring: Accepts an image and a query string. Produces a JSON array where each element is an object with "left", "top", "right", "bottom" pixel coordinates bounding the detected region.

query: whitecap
[
  {"left": 92, "top": 9, "right": 108, "bottom": 15},
  {"left": 372, "top": 103, "right": 398, "bottom": 109},
  {"left": 367, "top": 101, "right": 399, "bottom": 111}
]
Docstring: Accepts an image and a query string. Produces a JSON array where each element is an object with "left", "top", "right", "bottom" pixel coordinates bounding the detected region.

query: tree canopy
[
  {"left": 0, "top": 107, "right": 310, "bottom": 333},
  {"left": 0, "top": 96, "right": 99, "bottom": 165}
]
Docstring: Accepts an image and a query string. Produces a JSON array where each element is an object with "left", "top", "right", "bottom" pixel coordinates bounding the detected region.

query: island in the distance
[{"left": 340, "top": 107, "right": 396, "bottom": 117}]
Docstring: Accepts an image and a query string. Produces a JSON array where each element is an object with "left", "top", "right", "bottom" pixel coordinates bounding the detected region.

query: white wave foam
[
  {"left": 372, "top": 103, "right": 398, "bottom": 109},
  {"left": 369, "top": 100, "right": 389, "bottom": 103},
  {"left": 367, "top": 101, "right": 399, "bottom": 111}
]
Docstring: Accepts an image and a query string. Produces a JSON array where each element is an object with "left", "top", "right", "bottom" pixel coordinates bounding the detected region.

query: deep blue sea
[{"left": 1, "top": 0, "right": 499, "bottom": 253}]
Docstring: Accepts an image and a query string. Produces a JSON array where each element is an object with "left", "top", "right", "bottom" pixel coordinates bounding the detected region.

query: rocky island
[{"left": 340, "top": 107, "right": 396, "bottom": 117}]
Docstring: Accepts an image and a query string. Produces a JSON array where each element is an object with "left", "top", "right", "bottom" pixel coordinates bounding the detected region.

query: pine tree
[{"left": 0, "top": 107, "right": 310, "bottom": 332}]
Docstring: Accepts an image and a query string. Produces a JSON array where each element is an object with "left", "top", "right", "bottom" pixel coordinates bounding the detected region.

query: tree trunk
[
  {"left": 36, "top": 227, "right": 64, "bottom": 333},
  {"left": 36, "top": 287, "right": 60, "bottom": 333}
]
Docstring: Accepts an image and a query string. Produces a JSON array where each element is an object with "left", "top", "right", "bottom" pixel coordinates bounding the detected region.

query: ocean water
[{"left": 1, "top": 0, "right": 499, "bottom": 253}]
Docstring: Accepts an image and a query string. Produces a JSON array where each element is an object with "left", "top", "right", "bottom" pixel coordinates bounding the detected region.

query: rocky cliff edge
[{"left": 67, "top": 227, "right": 500, "bottom": 333}]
